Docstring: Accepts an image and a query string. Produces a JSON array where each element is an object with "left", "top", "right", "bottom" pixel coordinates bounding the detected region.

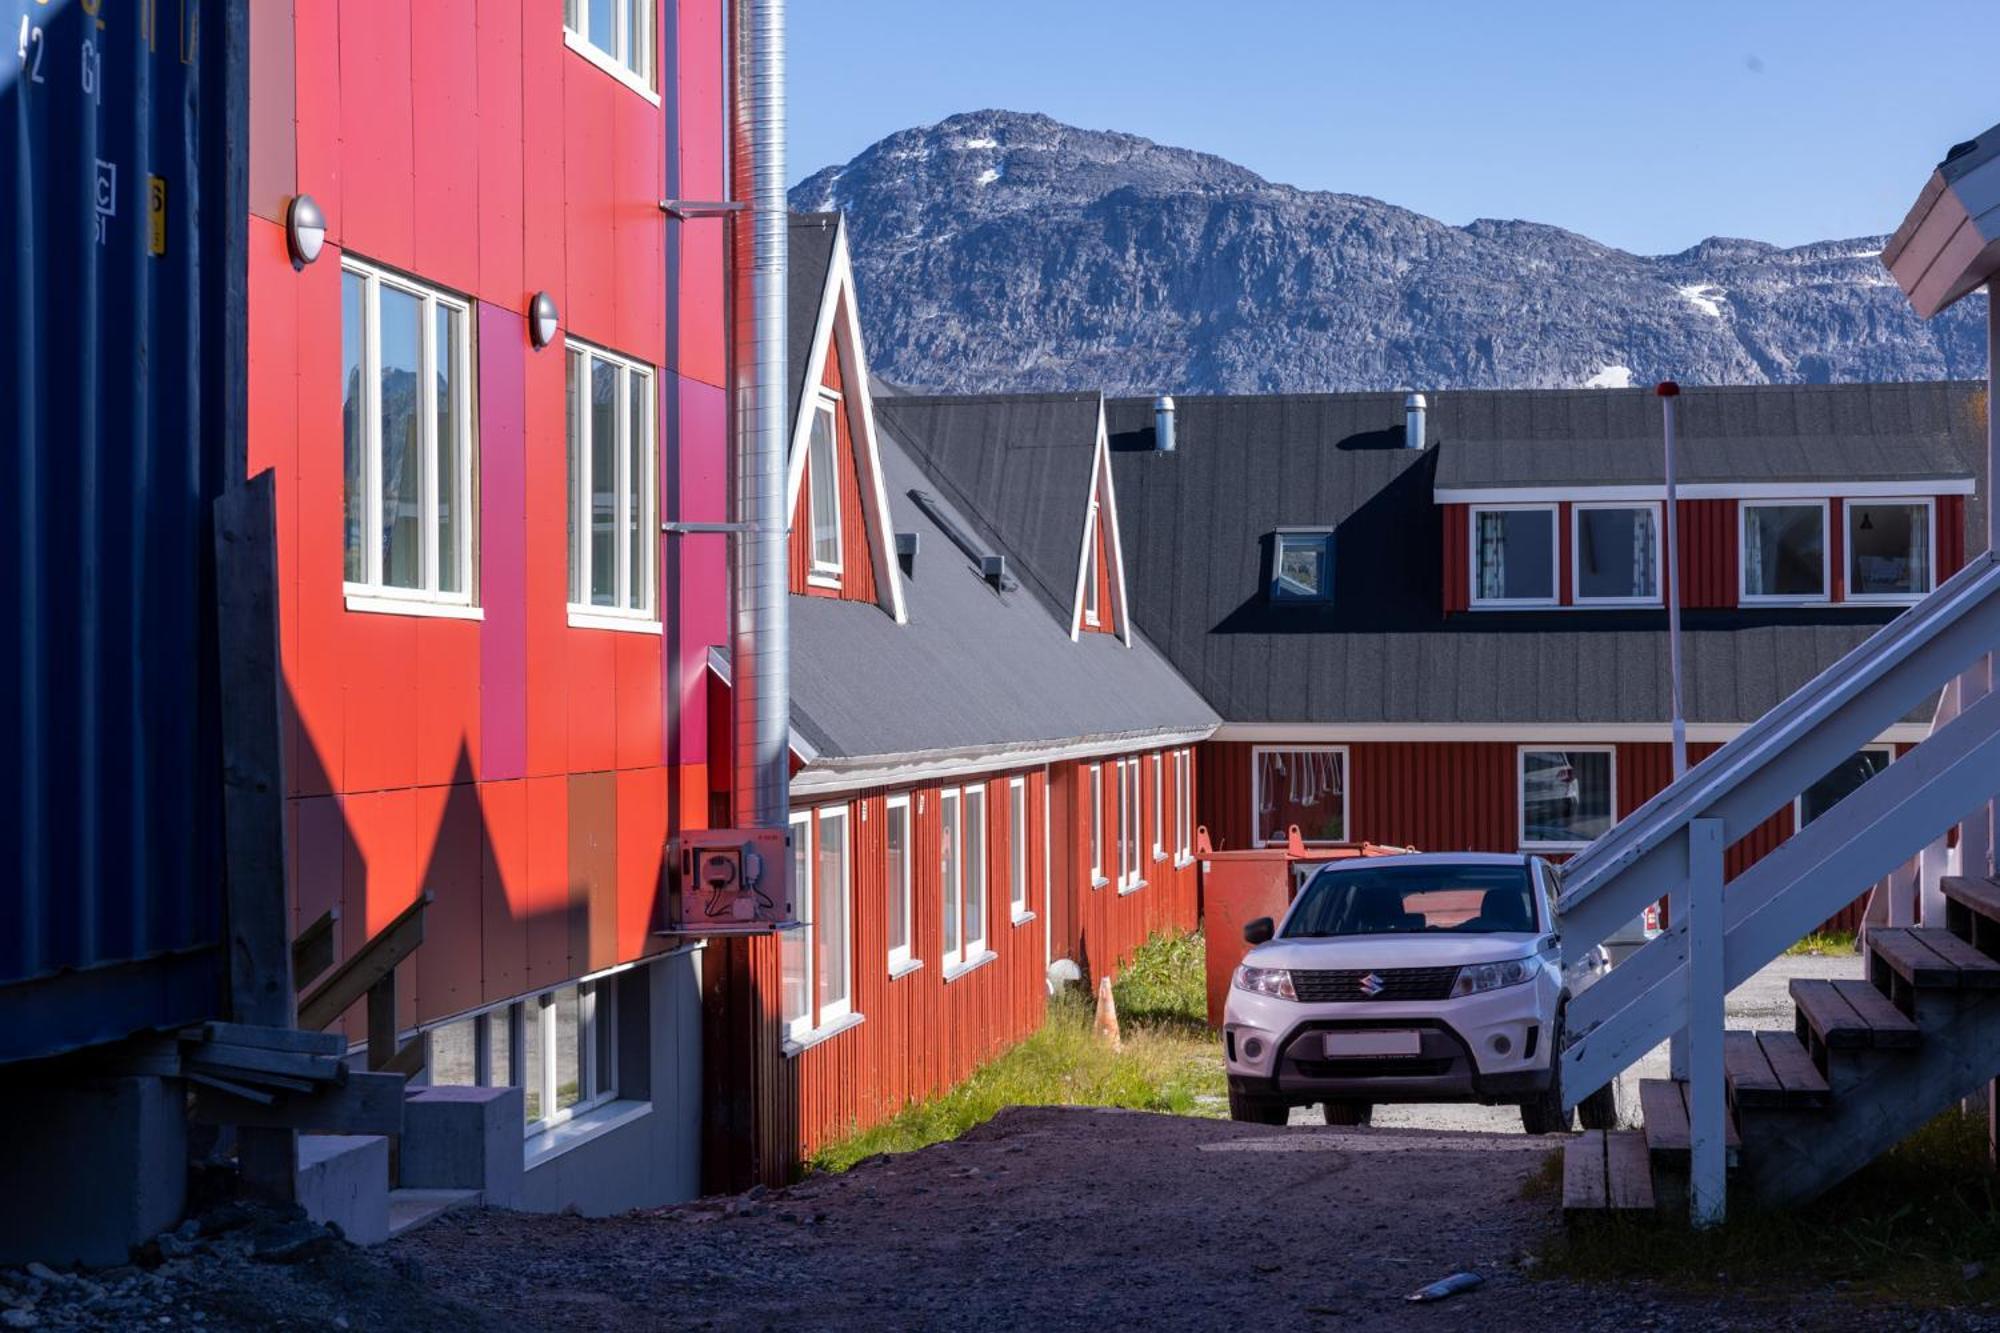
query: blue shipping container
[{"left": 0, "top": 0, "right": 246, "bottom": 1063}]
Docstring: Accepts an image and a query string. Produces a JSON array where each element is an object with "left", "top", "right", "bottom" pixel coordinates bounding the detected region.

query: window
[
  {"left": 563, "top": 0, "right": 655, "bottom": 94},
  {"left": 1573, "top": 503, "right": 1661, "bottom": 604},
  {"left": 941, "top": 785, "right": 988, "bottom": 972},
  {"left": 340, "top": 259, "right": 476, "bottom": 609},
  {"left": 1796, "top": 747, "right": 1893, "bottom": 827},
  {"left": 781, "top": 812, "right": 813, "bottom": 1043},
  {"left": 1741, "top": 502, "right": 1828, "bottom": 603},
  {"left": 1118, "top": 757, "right": 1142, "bottom": 891},
  {"left": 566, "top": 342, "right": 657, "bottom": 625},
  {"left": 806, "top": 397, "right": 843, "bottom": 581},
  {"left": 1471, "top": 506, "right": 1556, "bottom": 606},
  {"left": 1520, "top": 747, "right": 1615, "bottom": 849},
  {"left": 1847, "top": 501, "right": 1933, "bottom": 602},
  {"left": 1083, "top": 504, "right": 1102, "bottom": 626},
  {"left": 422, "top": 977, "right": 621, "bottom": 1140},
  {"left": 815, "top": 810, "right": 852, "bottom": 1024},
  {"left": 1009, "top": 778, "right": 1030, "bottom": 921},
  {"left": 1271, "top": 530, "right": 1333, "bottom": 602},
  {"left": 1252, "top": 746, "right": 1347, "bottom": 847},
  {"left": 1151, "top": 754, "right": 1165, "bottom": 860},
  {"left": 886, "top": 795, "right": 914, "bottom": 972},
  {"left": 1088, "top": 763, "right": 1105, "bottom": 884},
  {"left": 1174, "top": 749, "right": 1193, "bottom": 862}
]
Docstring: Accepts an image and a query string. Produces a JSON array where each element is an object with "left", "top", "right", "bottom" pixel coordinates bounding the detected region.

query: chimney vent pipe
[
  {"left": 1405, "top": 392, "right": 1427, "bottom": 451},
  {"left": 1154, "top": 395, "right": 1176, "bottom": 452}
]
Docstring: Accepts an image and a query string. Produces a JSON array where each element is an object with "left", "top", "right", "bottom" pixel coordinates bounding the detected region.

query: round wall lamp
[
  {"left": 286, "top": 194, "right": 327, "bottom": 266},
  {"left": 530, "top": 292, "right": 560, "bottom": 349}
]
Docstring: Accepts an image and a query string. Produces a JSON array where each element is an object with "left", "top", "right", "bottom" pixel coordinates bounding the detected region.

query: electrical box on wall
[{"left": 663, "top": 828, "right": 796, "bottom": 935}]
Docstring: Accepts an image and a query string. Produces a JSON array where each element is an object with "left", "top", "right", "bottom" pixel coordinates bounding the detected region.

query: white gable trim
[
  {"left": 784, "top": 218, "right": 906, "bottom": 624},
  {"left": 1068, "top": 401, "right": 1133, "bottom": 647}
]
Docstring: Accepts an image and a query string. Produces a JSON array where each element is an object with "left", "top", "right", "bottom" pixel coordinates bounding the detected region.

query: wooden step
[
  {"left": 1941, "top": 875, "right": 2000, "bottom": 925},
  {"left": 1723, "top": 1031, "right": 1830, "bottom": 1109},
  {"left": 1638, "top": 1078, "right": 1740, "bottom": 1156},
  {"left": 1870, "top": 927, "right": 2000, "bottom": 991},
  {"left": 1563, "top": 1128, "right": 1657, "bottom": 1217},
  {"left": 1791, "top": 978, "right": 1922, "bottom": 1050}
]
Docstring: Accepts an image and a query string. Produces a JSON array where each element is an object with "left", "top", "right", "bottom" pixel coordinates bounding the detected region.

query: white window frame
[
  {"left": 1250, "top": 744, "right": 1349, "bottom": 849},
  {"left": 962, "top": 785, "right": 988, "bottom": 963},
  {"left": 340, "top": 256, "right": 478, "bottom": 614},
  {"left": 1570, "top": 501, "right": 1664, "bottom": 606},
  {"left": 1174, "top": 749, "right": 1194, "bottom": 865},
  {"left": 782, "top": 810, "right": 815, "bottom": 1045},
  {"left": 1151, "top": 753, "right": 1165, "bottom": 861},
  {"left": 1083, "top": 502, "right": 1102, "bottom": 626},
  {"left": 1469, "top": 503, "right": 1559, "bottom": 609},
  {"left": 1118, "top": 757, "right": 1143, "bottom": 892},
  {"left": 805, "top": 393, "right": 844, "bottom": 586},
  {"left": 1009, "top": 777, "right": 1031, "bottom": 923},
  {"left": 561, "top": 0, "right": 659, "bottom": 102},
  {"left": 940, "top": 788, "right": 965, "bottom": 969},
  {"left": 1088, "top": 763, "right": 1106, "bottom": 886},
  {"left": 1793, "top": 743, "right": 1895, "bottom": 828},
  {"left": 1739, "top": 499, "right": 1831, "bottom": 606},
  {"left": 566, "top": 340, "right": 658, "bottom": 630},
  {"left": 427, "top": 974, "right": 624, "bottom": 1143},
  {"left": 1270, "top": 528, "right": 1334, "bottom": 602},
  {"left": 1844, "top": 497, "right": 1936, "bottom": 606},
  {"left": 814, "top": 808, "right": 853, "bottom": 1027},
  {"left": 885, "top": 794, "right": 916, "bottom": 974},
  {"left": 1517, "top": 745, "right": 1618, "bottom": 852}
]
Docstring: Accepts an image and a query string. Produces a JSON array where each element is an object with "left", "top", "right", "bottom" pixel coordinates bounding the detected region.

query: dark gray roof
[
  {"left": 787, "top": 212, "right": 840, "bottom": 435},
  {"left": 1086, "top": 389, "right": 1979, "bottom": 726},
  {"left": 871, "top": 393, "right": 1103, "bottom": 621},
  {"left": 786, "top": 420, "right": 1216, "bottom": 766},
  {"left": 1432, "top": 383, "right": 1978, "bottom": 491}
]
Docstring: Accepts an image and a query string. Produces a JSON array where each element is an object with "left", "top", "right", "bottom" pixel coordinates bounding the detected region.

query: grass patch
[
  {"left": 1551, "top": 1108, "right": 2000, "bottom": 1302},
  {"left": 1785, "top": 930, "right": 1857, "bottom": 957},
  {"left": 806, "top": 930, "right": 1224, "bottom": 1174},
  {"left": 1520, "top": 1148, "right": 1564, "bottom": 1202}
]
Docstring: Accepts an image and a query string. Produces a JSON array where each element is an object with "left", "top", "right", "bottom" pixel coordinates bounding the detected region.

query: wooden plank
[
  {"left": 366, "top": 975, "right": 398, "bottom": 1072},
  {"left": 189, "top": 1071, "right": 407, "bottom": 1136},
  {"left": 1563, "top": 1130, "right": 1608, "bottom": 1212},
  {"left": 185, "top": 1042, "right": 346, "bottom": 1085},
  {"left": 1912, "top": 928, "right": 2000, "bottom": 988},
  {"left": 184, "top": 1021, "right": 345, "bottom": 1056},
  {"left": 186, "top": 1070, "right": 279, "bottom": 1107},
  {"left": 298, "top": 891, "right": 431, "bottom": 1032},
  {"left": 1605, "top": 1130, "right": 1658, "bottom": 1211},
  {"left": 292, "top": 908, "right": 340, "bottom": 987},
  {"left": 1755, "top": 1031, "right": 1831, "bottom": 1106},
  {"left": 1830, "top": 980, "right": 1923, "bottom": 1048},
  {"left": 1724, "top": 1031, "right": 1783, "bottom": 1108},
  {"left": 1792, "top": 979, "right": 1870, "bottom": 1049},
  {"left": 380, "top": 1035, "right": 428, "bottom": 1079},
  {"left": 1640, "top": 1078, "right": 1691, "bottom": 1153},
  {"left": 1940, "top": 874, "right": 2000, "bottom": 924},
  {"left": 1871, "top": 927, "right": 1962, "bottom": 989}
]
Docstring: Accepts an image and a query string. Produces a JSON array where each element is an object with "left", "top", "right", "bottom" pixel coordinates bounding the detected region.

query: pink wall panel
[
  {"left": 615, "top": 768, "right": 668, "bottom": 961},
  {"left": 292, "top": 0, "right": 342, "bottom": 242},
  {"left": 474, "top": 0, "right": 527, "bottom": 305},
  {"left": 612, "top": 90, "right": 666, "bottom": 365},
  {"left": 479, "top": 305, "right": 530, "bottom": 781},
  {"left": 522, "top": 333, "right": 570, "bottom": 778},
  {"left": 340, "top": 611, "right": 419, "bottom": 795},
  {"left": 416, "top": 781, "right": 485, "bottom": 1022},
  {"left": 479, "top": 780, "right": 531, "bottom": 1003},
  {"left": 415, "top": 620, "right": 483, "bottom": 786},
  {"left": 524, "top": 776, "right": 573, "bottom": 990},
  {"left": 248, "top": 0, "right": 297, "bottom": 224},
  {"left": 566, "top": 631, "right": 619, "bottom": 774},
  {"left": 674, "top": 0, "right": 726, "bottom": 387},
  {"left": 561, "top": 62, "right": 619, "bottom": 346},
  {"left": 336, "top": 2, "right": 416, "bottom": 264},
  {"left": 615, "top": 631, "right": 664, "bottom": 771},
  {"left": 294, "top": 796, "right": 348, "bottom": 959},
  {"left": 411, "top": 0, "right": 484, "bottom": 296},
  {"left": 672, "top": 377, "right": 729, "bottom": 766},
  {"left": 518, "top": 0, "right": 568, "bottom": 307},
  {"left": 247, "top": 219, "right": 303, "bottom": 796},
  {"left": 291, "top": 243, "right": 350, "bottom": 797}
]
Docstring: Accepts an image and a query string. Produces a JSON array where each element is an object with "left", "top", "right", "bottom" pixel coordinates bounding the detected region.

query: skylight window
[{"left": 1271, "top": 530, "right": 1333, "bottom": 602}]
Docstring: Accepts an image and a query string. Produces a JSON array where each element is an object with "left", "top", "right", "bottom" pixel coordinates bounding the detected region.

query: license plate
[{"left": 1323, "top": 1030, "right": 1421, "bottom": 1059}]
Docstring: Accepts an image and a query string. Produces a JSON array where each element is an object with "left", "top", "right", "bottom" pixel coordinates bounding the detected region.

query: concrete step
[
  {"left": 1562, "top": 1129, "right": 1655, "bottom": 1219},
  {"left": 386, "top": 1188, "right": 482, "bottom": 1240}
]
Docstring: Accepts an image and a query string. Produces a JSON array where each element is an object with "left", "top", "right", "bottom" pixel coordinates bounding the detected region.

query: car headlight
[
  {"left": 1449, "top": 955, "right": 1538, "bottom": 998},
  {"left": 1233, "top": 965, "right": 1296, "bottom": 1001}
]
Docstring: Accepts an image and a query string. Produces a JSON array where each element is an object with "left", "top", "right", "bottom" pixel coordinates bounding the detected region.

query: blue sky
[{"left": 787, "top": 0, "right": 2000, "bottom": 256}]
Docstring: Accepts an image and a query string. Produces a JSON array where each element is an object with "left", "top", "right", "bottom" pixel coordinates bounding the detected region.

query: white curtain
[
  {"left": 1743, "top": 509, "right": 1765, "bottom": 594},
  {"left": 1633, "top": 509, "right": 1657, "bottom": 598},
  {"left": 1477, "top": 512, "right": 1506, "bottom": 600},
  {"left": 1909, "top": 506, "right": 1930, "bottom": 592}
]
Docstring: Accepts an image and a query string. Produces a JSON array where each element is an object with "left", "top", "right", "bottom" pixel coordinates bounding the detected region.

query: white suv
[{"left": 1222, "top": 852, "right": 1618, "bottom": 1134}]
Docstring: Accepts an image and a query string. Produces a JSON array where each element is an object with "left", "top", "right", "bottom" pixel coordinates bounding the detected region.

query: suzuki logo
[{"left": 1357, "top": 972, "right": 1385, "bottom": 997}]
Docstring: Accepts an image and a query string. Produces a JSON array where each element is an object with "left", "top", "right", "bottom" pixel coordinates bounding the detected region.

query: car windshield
[{"left": 1283, "top": 863, "right": 1538, "bottom": 938}]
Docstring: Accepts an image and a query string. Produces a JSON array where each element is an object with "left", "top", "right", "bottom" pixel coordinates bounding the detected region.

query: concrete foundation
[
  {"left": 402, "top": 1086, "right": 524, "bottom": 1208},
  {"left": 297, "top": 1135, "right": 390, "bottom": 1246},
  {"left": 0, "top": 1075, "right": 187, "bottom": 1267}
]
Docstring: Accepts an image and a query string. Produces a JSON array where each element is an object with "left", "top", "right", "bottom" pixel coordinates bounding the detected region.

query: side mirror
[{"left": 1243, "top": 917, "right": 1274, "bottom": 946}]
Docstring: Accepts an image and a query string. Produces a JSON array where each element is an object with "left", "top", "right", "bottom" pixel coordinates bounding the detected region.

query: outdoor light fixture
[
  {"left": 286, "top": 194, "right": 326, "bottom": 265},
  {"left": 530, "top": 291, "right": 560, "bottom": 348}
]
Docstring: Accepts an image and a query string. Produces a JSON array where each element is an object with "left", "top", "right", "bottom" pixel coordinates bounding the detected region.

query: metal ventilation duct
[{"left": 730, "top": 0, "right": 790, "bottom": 834}]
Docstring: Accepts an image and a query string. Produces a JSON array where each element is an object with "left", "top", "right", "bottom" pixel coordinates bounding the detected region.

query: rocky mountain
[{"left": 791, "top": 111, "right": 1987, "bottom": 396}]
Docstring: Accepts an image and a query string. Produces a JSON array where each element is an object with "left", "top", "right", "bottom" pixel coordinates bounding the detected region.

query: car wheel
[
  {"left": 1322, "top": 1101, "right": 1373, "bottom": 1127},
  {"left": 1521, "top": 1014, "right": 1576, "bottom": 1135},
  {"left": 1577, "top": 1079, "right": 1621, "bottom": 1131},
  {"left": 1228, "top": 1089, "right": 1288, "bottom": 1125}
]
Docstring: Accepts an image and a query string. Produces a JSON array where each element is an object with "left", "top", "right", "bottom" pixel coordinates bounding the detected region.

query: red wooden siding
[
  {"left": 1050, "top": 751, "right": 1202, "bottom": 983},
  {"left": 1939, "top": 494, "right": 1968, "bottom": 581},
  {"left": 252, "top": 0, "right": 730, "bottom": 1039},
  {"left": 788, "top": 338, "right": 880, "bottom": 604},
  {"left": 1442, "top": 503, "right": 1469, "bottom": 613},
  {"left": 1677, "top": 500, "right": 1737, "bottom": 608}
]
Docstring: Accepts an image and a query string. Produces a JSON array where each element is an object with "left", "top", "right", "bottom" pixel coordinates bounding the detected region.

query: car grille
[{"left": 1291, "top": 966, "right": 1460, "bottom": 1003}]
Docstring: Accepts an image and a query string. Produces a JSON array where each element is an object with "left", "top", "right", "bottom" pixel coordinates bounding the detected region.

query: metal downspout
[{"left": 730, "top": 0, "right": 789, "bottom": 836}]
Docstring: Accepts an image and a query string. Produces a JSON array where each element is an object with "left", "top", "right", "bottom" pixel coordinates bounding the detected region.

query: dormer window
[
  {"left": 1271, "top": 530, "right": 1333, "bottom": 602},
  {"left": 1470, "top": 505, "right": 1557, "bottom": 607},
  {"left": 1083, "top": 503, "right": 1101, "bottom": 626},
  {"left": 1741, "top": 502, "right": 1827, "bottom": 603},
  {"left": 807, "top": 396, "right": 843, "bottom": 583},
  {"left": 1573, "top": 503, "right": 1661, "bottom": 605},
  {"left": 1847, "top": 500, "right": 1933, "bottom": 602}
]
